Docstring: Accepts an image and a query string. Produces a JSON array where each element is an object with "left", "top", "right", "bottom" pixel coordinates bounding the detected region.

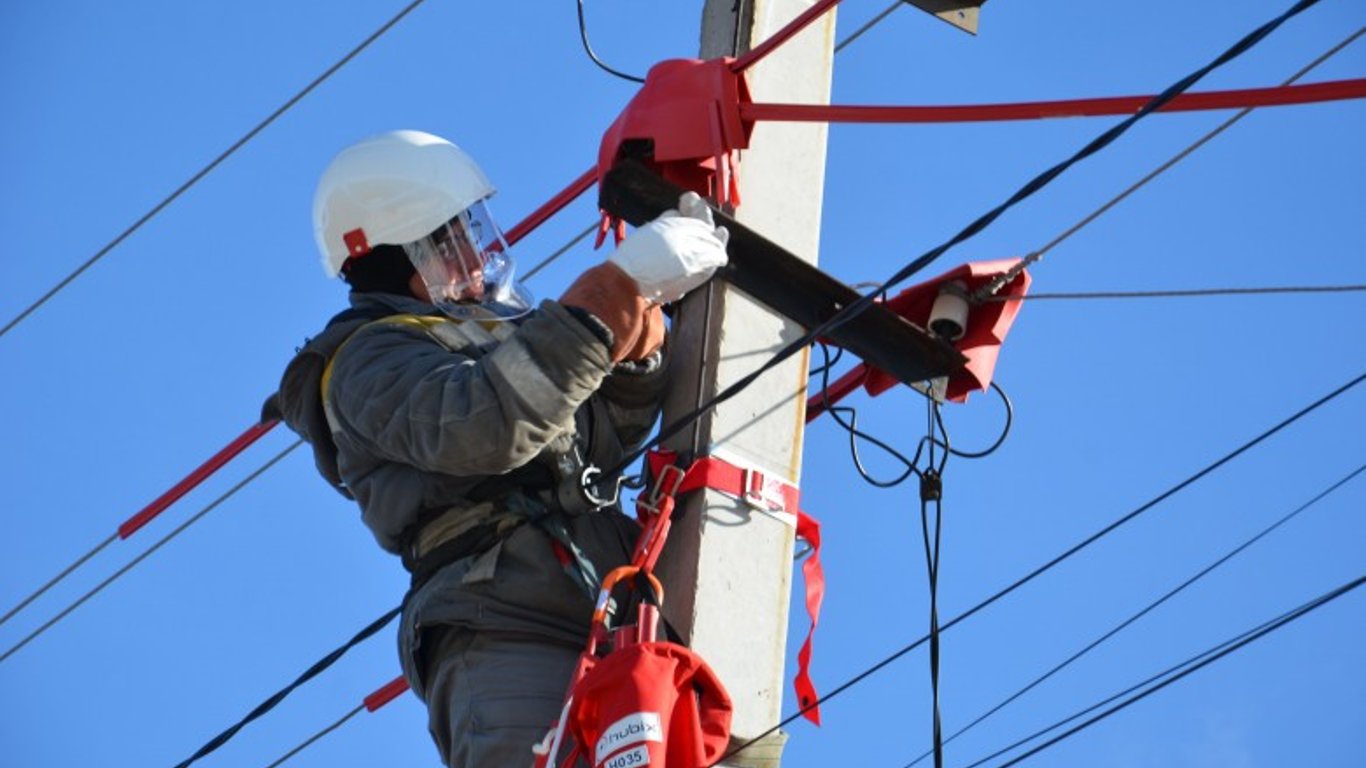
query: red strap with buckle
[{"left": 641, "top": 450, "right": 824, "bottom": 724}]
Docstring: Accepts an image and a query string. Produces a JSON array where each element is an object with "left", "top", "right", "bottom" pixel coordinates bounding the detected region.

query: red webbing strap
[
  {"left": 643, "top": 450, "right": 825, "bottom": 724},
  {"left": 793, "top": 511, "right": 824, "bottom": 725},
  {"left": 740, "top": 78, "right": 1366, "bottom": 125}
]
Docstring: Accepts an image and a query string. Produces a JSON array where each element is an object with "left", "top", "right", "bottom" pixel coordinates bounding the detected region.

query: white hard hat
[{"left": 313, "top": 130, "right": 495, "bottom": 277}]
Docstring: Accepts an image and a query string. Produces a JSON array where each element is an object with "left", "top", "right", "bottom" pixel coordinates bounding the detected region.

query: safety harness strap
[{"left": 643, "top": 450, "right": 825, "bottom": 725}]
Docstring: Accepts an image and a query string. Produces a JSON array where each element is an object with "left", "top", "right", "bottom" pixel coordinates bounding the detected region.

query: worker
[{"left": 269, "top": 129, "right": 728, "bottom": 766}]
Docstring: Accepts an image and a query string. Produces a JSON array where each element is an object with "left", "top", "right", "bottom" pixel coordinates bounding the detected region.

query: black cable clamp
[{"left": 920, "top": 469, "right": 943, "bottom": 502}]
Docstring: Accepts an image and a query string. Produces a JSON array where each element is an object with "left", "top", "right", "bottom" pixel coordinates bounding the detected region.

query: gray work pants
[
  {"left": 410, "top": 512, "right": 638, "bottom": 766},
  {"left": 423, "top": 628, "right": 583, "bottom": 767}
]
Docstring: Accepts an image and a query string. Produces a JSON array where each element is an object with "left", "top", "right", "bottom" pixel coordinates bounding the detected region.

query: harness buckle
[
  {"left": 740, "top": 467, "right": 786, "bottom": 513},
  {"left": 639, "top": 464, "right": 687, "bottom": 518}
]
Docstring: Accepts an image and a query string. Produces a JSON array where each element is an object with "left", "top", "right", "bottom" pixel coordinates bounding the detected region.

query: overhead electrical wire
[
  {"left": 834, "top": 1, "right": 904, "bottom": 53},
  {"left": 960, "top": 574, "right": 1365, "bottom": 768},
  {"left": 0, "top": 0, "right": 430, "bottom": 341},
  {"left": 263, "top": 707, "right": 363, "bottom": 768},
  {"left": 575, "top": 0, "right": 646, "bottom": 83},
  {"left": 974, "top": 24, "right": 1364, "bottom": 301},
  {"left": 0, "top": 420, "right": 280, "bottom": 631},
  {"left": 263, "top": 677, "right": 409, "bottom": 768},
  {"left": 521, "top": 222, "right": 600, "bottom": 281},
  {"left": 0, "top": 440, "right": 302, "bottom": 666},
  {"left": 987, "top": 575, "right": 1365, "bottom": 768},
  {"left": 718, "top": 369, "right": 1364, "bottom": 765},
  {"left": 903, "top": 461, "right": 1366, "bottom": 767},
  {"left": 987, "top": 283, "right": 1366, "bottom": 302},
  {"left": 171, "top": 607, "right": 403, "bottom": 768},
  {"left": 602, "top": 0, "right": 1328, "bottom": 486}
]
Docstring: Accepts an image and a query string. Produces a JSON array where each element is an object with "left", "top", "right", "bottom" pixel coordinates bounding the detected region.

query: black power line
[
  {"left": 989, "top": 284, "right": 1366, "bottom": 302},
  {"left": 988, "top": 575, "right": 1365, "bottom": 768},
  {"left": 717, "top": 369, "right": 1364, "bottom": 765},
  {"left": 0, "top": 441, "right": 302, "bottom": 666},
  {"left": 963, "top": 576, "right": 1364, "bottom": 767},
  {"left": 575, "top": 0, "right": 646, "bottom": 83},
  {"left": 170, "top": 606, "right": 402, "bottom": 768},
  {"left": 0, "top": 0, "right": 430, "bottom": 340}
]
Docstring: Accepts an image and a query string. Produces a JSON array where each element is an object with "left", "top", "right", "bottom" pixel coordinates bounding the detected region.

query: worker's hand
[
  {"left": 609, "top": 192, "right": 729, "bottom": 304},
  {"left": 560, "top": 262, "right": 651, "bottom": 363},
  {"left": 621, "top": 304, "right": 665, "bottom": 362}
]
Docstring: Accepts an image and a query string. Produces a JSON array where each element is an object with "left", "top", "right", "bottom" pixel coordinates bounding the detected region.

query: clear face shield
[{"left": 401, "top": 199, "right": 534, "bottom": 320}]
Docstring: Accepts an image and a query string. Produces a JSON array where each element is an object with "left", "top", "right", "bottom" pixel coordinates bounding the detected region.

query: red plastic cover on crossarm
[
  {"left": 867, "top": 259, "right": 1031, "bottom": 403},
  {"left": 598, "top": 58, "right": 754, "bottom": 214}
]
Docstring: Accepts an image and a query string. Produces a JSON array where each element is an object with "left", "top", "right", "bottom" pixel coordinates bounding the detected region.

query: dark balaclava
[{"left": 341, "top": 244, "right": 417, "bottom": 296}]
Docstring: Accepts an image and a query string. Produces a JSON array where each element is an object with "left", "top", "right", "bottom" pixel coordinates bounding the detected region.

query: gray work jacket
[{"left": 274, "top": 291, "right": 667, "bottom": 696}]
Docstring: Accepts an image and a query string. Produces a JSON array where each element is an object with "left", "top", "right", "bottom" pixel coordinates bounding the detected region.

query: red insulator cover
[{"left": 598, "top": 58, "right": 754, "bottom": 217}]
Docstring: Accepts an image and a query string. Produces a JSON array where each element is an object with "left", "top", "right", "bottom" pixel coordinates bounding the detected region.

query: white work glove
[{"left": 609, "top": 192, "right": 730, "bottom": 304}]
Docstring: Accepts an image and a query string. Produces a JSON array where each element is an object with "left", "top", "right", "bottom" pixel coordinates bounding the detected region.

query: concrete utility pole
[{"left": 653, "top": 3, "right": 836, "bottom": 766}]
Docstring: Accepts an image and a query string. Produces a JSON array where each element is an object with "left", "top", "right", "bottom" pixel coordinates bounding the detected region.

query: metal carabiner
[{"left": 573, "top": 465, "right": 649, "bottom": 507}]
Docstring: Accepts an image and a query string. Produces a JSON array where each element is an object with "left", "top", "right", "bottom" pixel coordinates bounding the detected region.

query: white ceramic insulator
[{"left": 929, "top": 282, "right": 970, "bottom": 341}]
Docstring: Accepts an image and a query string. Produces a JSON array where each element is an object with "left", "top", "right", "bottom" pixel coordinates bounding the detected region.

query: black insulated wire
[
  {"left": 937, "top": 381, "right": 1012, "bottom": 459},
  {"left": 989, "top": 283, "right": 1366, "bottom": 302},
  {"left": 959, "top": 602, "right": 1310, "bottom": 768},
  {"left": 171, "top": 606, "right": 402, "bottom": 768},
  {"left": 987, "top": 575, "right": 1366, "bottom": 768},
  {"left": 0, "top": 0, "right": 431, "bottom": 341},
  {"left": 715, "top": 369, "right": 1365, "bottom": 766},
  {"left": 812, "top": 342, "right": 923, "bottom": 488},
  {"left": 576, "top": 0, "right": 646, "bottom": 83},
  {"left": 904, "top": 461, "right": 1366, "bottom": 768}
]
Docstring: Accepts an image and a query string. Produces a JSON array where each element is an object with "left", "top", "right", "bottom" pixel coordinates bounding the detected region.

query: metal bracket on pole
[
  {"left": 599, "top": 160, "right": 967, "bottom": 388},
  {"left": 906, "top": 1, "right": 988, "bottom": 35}
]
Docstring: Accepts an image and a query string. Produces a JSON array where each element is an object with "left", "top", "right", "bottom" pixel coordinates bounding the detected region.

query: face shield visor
[{"left": 401, "top": 199, "right": 533, "bottom": 321}]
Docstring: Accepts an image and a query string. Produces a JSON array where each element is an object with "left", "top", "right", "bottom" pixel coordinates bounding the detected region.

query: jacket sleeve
[
  {"left": 596, "top": 343, "right": 670, "bottom": 453},
  {"left": 326, "top": 301, "right": 615, "bottom": 477}
]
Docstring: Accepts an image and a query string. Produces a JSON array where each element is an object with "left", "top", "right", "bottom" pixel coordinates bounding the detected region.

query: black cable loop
[
  {"left": 936, "top": 381, "right": 1014, "bottom": 459},
  {"left": 575, "top": 0, "right": 646, "bottom": 83},
  {"left": 813, "top": 342, "right": 923, "bottom": 488}
]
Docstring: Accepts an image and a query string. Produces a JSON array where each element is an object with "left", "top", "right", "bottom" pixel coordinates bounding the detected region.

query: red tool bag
[
  {"left": 533, "top": 558, "right": 733, "bottom": 768},
  {"left": 569, "top": 641, "right": 732, "bottom": 768}
]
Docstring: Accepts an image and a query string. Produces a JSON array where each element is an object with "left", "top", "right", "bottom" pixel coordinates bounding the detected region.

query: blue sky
[{"left": 2, "top": 1, "right": 1363, "bottom": 766}]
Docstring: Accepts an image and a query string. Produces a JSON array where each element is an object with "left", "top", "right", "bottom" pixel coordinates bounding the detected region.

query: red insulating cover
[
  {"left": 868, "top": 259, "right": 1032, "bottom": 403},
  {"left": 569, "top": 642, "right": 733, "bottom": 768},
  {"left": 598, "top": 58, "right": 754, "bottom": 211}
]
